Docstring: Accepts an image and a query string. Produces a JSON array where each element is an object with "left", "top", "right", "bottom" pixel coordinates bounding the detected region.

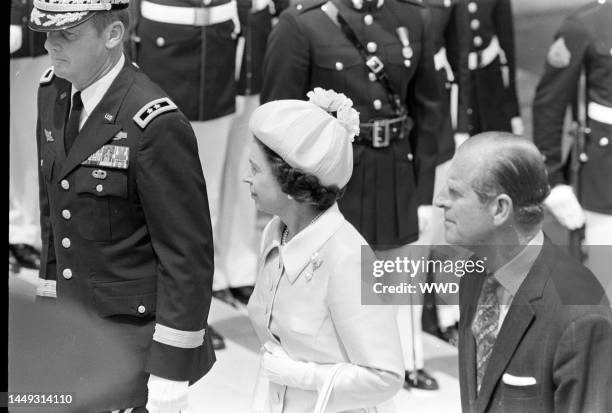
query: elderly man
[
  {"left": 435, "top": 132, "right": 612, "bottom": 413},
  {"left": 29, "top": 0, "right": 215, "bottom": 412}
]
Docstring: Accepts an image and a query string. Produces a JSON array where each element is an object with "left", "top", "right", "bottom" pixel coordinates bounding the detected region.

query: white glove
[
  {"left": 146, "top": 374, "right": 189, "bottom": 413},
  {"left": 10, "top": 25, "right": 23, "bottom": 54},
  {"left": 417, "top": 205, "right": 434, "bottom": 236},
  {"left": 511, "top": 116, "right": 524, "bottom": 136},
  {"left": 544, "top": 185, "right": 585, "bottom": 230},
  {"left": 453, "top": 133, "right": 470, "bottom": 149},
  {"left": 261, "top": 341, "right": 318, "bottom": 391}
]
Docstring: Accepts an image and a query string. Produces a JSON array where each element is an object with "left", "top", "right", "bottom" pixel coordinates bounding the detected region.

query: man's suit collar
[{"left": 471, "top": 237, "right": 557, "bottom": 412}]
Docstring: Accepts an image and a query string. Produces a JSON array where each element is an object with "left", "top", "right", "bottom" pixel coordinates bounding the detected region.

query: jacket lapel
[
  {"left": 474, "top": 240, "right": 554, "bottom": 413},
  {"left": 47, "top": 80, "right": 71, "bottom": 162},
  {"left": 58, "top": 62, "right": 134, "bottom": 181}
]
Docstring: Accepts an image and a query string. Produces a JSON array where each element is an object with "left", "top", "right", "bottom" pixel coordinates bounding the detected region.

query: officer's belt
[
  {"left": 141, "top": 0, "right": 239, "bottom": 26},
  {"left": 588, "top": 102, "right": 612, "bottom": 125},
  {"left": 468, "top": 35, "right": 502, "bottom": 70},
  {"left": 355, "top": 115, "right": 410, "bottom": 148}
]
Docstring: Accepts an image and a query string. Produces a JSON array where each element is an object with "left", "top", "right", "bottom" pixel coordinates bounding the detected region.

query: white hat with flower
[{"left": 249, "top": 88, "right": 360, "bottom": 188}]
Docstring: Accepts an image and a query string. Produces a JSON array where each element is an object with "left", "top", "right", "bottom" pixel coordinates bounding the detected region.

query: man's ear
[
  {"left": 105, "top": 21, "right": 125, "bottom": 49},
  {"left": 491, "top": 193, "right": 513, "bottom": 227}
]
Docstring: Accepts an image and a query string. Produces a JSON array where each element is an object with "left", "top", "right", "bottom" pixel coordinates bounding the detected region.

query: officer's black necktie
[{"left": 64, "top": 91, "right": 83, "bottom": 154}]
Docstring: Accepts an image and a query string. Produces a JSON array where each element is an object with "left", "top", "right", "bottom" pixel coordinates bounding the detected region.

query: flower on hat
[{"left": 307, "top": 88, "right": 360, "bottom": 141}]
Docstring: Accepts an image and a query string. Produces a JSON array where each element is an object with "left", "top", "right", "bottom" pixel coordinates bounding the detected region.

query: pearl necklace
[{"left": 281, "top": 210, "right": 325, "bottom": 245}]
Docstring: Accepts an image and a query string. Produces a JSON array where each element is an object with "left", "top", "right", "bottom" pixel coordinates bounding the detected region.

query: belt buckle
[
  {"left": 193, "top": 8, "right": 209, "bottom": 26},
  {"left": 366, "top": 56, "right": 384, "bottom": 75},
  {"left": 372, "top": 121, "right": 390, "bottom": 148}
]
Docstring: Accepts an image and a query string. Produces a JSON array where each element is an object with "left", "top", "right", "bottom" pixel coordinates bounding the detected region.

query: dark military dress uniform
[
  {"left": 129, "top": 0, "right": 240, "bottom": 121},
  {"left": 533, "top": 0, "right": 612, "bottom": 215},
  {"left": 36, "top": 59, "right": 215, "bottom": 411},
  {"left": 261, "top": 0, "right": 441, "bottom": 247},
  {"left": 425, "top": 0, "right": 471, "bottom": 164},
  {"left": 464, "top": 0, "right": 520, "bottom": 134}
]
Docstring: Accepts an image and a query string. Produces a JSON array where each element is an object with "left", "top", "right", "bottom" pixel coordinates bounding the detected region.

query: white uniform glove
[
  {"left": 146, "top": 374, "right": 189, "bottom": 413},
  {"left": 261, "top": 341, "right": 319, "bottom": 391},
  {"left": 544, "top": 184, "right": 585, "bottom": 230},
  {"left": 511, "top": 116, "right": 525, "bottom": 136},
  {"left": 453, "top": 133, "right": 470, "bottom": 149},
  {"left": 10, "top": 25, "right": 23, "bottom": 54},
  {"left": 417, "top": 205, "right": 434, "bottom": 236}
]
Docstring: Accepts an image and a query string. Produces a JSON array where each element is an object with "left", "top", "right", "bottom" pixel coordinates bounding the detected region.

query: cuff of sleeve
[
  {"left": 153, "top": 323, "right": 205, "bottom": 348},
  {"left": 36, "top": 279, "right": 57, "bottom": 298},
  {"left": 146, "top": 340, "right": 200, "bottom": 381}
]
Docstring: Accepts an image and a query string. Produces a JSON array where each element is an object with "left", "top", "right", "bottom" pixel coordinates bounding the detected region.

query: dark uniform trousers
[
  {"left": 36, "top": 59, "right": 215, "bottom": 412},
  {"left": 261, "top": 0, "right": 441, "bottom": 247},
  {"left": 465, "top": 0, "right": 520, "bottom": 134}
]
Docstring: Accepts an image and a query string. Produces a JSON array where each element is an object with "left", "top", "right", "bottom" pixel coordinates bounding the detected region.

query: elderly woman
[{"left": 245, "top": 88, "right": 404, "bottom": 413}]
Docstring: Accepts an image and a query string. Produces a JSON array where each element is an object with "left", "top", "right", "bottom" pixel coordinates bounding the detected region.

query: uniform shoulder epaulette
[
  {"left": 294, "top": 0, "right": 327, "bottom": 14},
  {"left": 133, "top": 97, "right": 178, "bottom": 129},
  {"left": 40, "top": 67, "right": 55, "bottom": 85},
  {"left": 397, "top": 0, "right": 426, "bottom": 7}
]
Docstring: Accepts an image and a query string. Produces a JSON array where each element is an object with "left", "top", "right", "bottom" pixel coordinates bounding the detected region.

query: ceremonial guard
[
  {"left": 533, "top": 0, "right": 612, "bottom": 289},
  {"left": 421, "top": 0, "right": 471, "bottom": 345},
  {"left": 9, "top": 0, "right": 48, "bottom": 271},
  {"left": 464, "top": 0, "right": 523, "bottom": 135},
  {"left": 261, "top": 0, "right": 441, "bottom": 390},
  {"left": 31, "top": 1, "right": 215, "bottom": 411}
]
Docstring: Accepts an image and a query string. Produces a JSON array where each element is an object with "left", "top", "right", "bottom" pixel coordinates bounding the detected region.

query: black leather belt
[{"left": 355, "top": 115, "right": 412, "bottom": 148}]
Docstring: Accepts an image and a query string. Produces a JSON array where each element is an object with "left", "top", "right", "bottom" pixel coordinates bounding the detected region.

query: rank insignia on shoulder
[
  {"left": 81, "top": 145, "right": 130, "bottom": 169},
  {"left": 547, "top": 37, "right": 571, "bottom": 68},
  {"left": 133, "top": 97, "right": 178, "bottom": 130},
  {"left": 40, "top": 67, "right": 55, "bottom": 84}
]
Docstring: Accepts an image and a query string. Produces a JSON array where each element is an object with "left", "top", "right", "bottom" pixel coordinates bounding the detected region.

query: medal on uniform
[
  {"left": 396, "top": 27, "right": 413, "bottom": 65},
  {"left": 81, "top": 145, "right": 130, "bottom": 169},
  {"left": 44, "top": 129, "right": 55, "bottom": 142}
]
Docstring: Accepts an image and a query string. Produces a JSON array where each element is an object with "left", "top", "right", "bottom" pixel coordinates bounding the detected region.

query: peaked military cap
[{"left": 29, "top": 0, "right": 129, "bottom": 32}]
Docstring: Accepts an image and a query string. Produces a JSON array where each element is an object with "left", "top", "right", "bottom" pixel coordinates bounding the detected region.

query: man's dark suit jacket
[{"left": 459, "top": 238, "right": 612, "bottom": 413}]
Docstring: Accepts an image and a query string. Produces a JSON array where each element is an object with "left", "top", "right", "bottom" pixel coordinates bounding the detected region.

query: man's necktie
[
  {"left": 471, "top": 275, "right": 501, "bottom": 391},
  {"left": 64, "top": 91, "right": 83, "bottom": 154}
]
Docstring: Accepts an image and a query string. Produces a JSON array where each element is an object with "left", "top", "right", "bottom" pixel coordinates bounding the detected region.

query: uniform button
[
  {"left": 61, "top": 179, "right": 70, "bottom": 190},
  {"left": 470, "top": 19, "right": 480, "bottom": 30},
  {"left": 373, "top": 99, "right": 382, "bottom": 110},
  {"left": 404, "top": 59, "right": 411, "bottom": 67},
  {"left": 367, "top": 42, "right": 377, "bottom": 53},
  {"left": 296, "top": 3, "right": 303, "bottom": 10},
  {"left": 579, "top": 153, "right": 589, "bottom": 162},
  {"left": 444, "top": 0, "right": 451, "bottom": 6},
  {"left": 473, "top": 36, "right": 483, "bottom": 47},
  {"left": 156, "top": 37, "right": 165, "bottom": 47},
  {"left": 468, "top": 2, "right": 477, "bottom": 13},
  {"left": 600, "top": 137, "right": 609, "bottom": 147},
  {"left": 62, "top": 268, "right": 73, "bottom": 279},
  {"left": 62, "top": 209, "right": 71, "bottom": 220},
  {"left": 96, "top": 184, "right": 103, "bottom": 192},
  {"left": 204, "top": 0, "right": 212, "bottom": 4},
  {"left": 62, "top": 238, "right": 71, "bottom": 248},
  {"left": 364, "top": 14, "right": 373, "bottom": 25},
  {"left": 335, "top": 61, "right": 344, "bottom": 71},
  {"left": 467, "top": 108, "right": 473, "bottom": 115},
  {"left": 368, "top": 72, "right": 377, "bottom": 82},
  {"left": 137, "top": 305, "right": 146, "bottom": 314},
  {"left": 407, "top": 153, "right": 414, "bottom": 161}
]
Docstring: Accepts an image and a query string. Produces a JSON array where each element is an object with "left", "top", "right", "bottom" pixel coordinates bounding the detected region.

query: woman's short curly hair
[{"left": 256, "top": 139, "right": 346, "bottom": 211}]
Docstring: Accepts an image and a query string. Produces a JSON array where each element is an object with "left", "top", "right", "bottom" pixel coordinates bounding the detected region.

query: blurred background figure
[
  {"left": 532, "top": 0, "right": 612, "bottom": 294},
  {"left": 420, "top": 0, "right": 472, "bottom": 347},
  {"left": 465, "top": 0, "right": 524, "bottom": 136},
  {"left": 10, "top": 0, "right": 48, "bottom": 272}
]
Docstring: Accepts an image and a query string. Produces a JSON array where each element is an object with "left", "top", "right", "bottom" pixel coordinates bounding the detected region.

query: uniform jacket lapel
[
  {"left": 474, "top": 240, "right": 554, "bottom": 413},
  {"left": 58, "top": 63, "right": 134, "bottom": 181},
  {"left": 48, "top": 80, "right": 71, "bottom": 163}
]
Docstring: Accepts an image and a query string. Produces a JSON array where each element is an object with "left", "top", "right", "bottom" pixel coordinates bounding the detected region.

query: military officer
[
  {"left": 10, "top": 0, "right": 49, "bottom": 271},
  {"left": 261, "top": 0, "right": 442, "bottom": 390},
  {"left": 533, "top": 0, "right": 612, "bottom": 289},
  {"left": 422, "top": 0, "right": 471, "bottom": 345},
  {"left": 30, "top": 1, "right": 215, "bottom": 411},
  {"left": 464, "top": 0, "right": 523, "bottom": 135}
]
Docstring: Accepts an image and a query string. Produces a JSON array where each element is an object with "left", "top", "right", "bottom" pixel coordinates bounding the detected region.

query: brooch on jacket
[{"left": 304, "top": 252, "right": 323, "bottom": 282}]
